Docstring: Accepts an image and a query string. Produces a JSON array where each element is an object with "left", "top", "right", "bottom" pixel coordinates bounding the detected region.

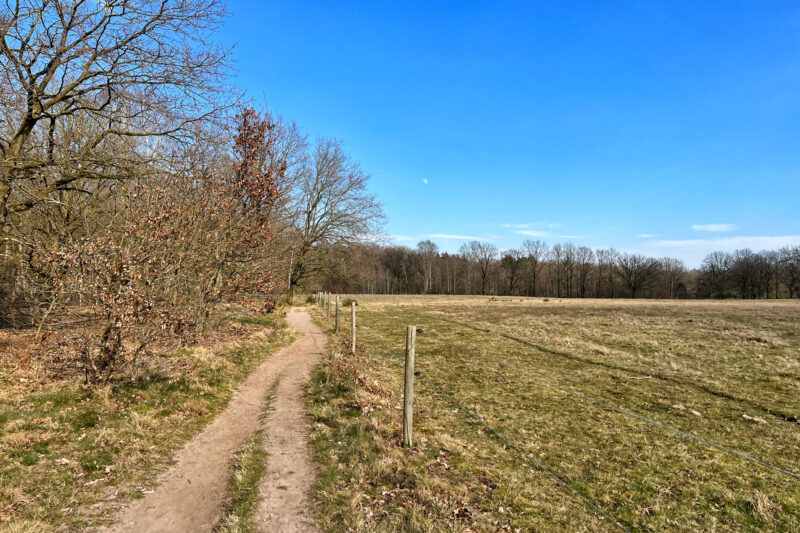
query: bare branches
[
  {"left": 287, "top": 137, "right": 385, "bottom": 291},
  {"left": 0, "top": 0, "right": 234, "bottom": 236}
]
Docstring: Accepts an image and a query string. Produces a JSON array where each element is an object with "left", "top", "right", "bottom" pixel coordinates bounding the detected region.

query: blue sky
[{"left": 221, "top": 1, "right": 800, "bottom": 266}]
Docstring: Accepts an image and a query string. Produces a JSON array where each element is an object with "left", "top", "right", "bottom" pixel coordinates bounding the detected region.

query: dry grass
[
  {"left": 0, "top": 307, "right": 294, "bottom": 531},
  {"left": 309, "top": 296, "right": 800, "bottom": 532}
]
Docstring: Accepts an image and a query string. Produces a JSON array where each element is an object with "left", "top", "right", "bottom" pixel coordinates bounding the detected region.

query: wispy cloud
[
  {"left": 514, "top": 229, "right": 551, "bottom": 237},
  {"left": 428, "top": 233, "right": 484, "bottom": 240},
  {"left": 691, "top": 223, "right": 736, "bottom": 232},
  {"left": 655, "top": 235, "right": 800, "bottom": 249},
  {"left": 503, "top": 223, "right": 534, "bottom": 229},
  {"left": 388, "top": 234, "right": 415, "bottom": 242},
  {"left": 646, "top": 235, "right": 800, "bottom": 267},
  {"left": 502, "top": 222, "right": 562, "bottom": 229},
  {"left": 637, "top": 233, "right": 656, "bottom": 238},
  {"left": 513, "top": 229, "right": 591, "bottom": 240}
]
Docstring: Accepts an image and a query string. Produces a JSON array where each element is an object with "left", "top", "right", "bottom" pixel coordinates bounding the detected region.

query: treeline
[
  {"left": 0, "top": 1, "right": 381, "bottom": 384},
  {"left": 320, "top": 240, "right": 800, "bottom": 300}
]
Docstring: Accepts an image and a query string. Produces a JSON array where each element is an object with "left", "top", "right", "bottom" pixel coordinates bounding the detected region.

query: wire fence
[
  {"left": 314, "top": 296, "right": 799, "bottom": 532},
  {"left": 348, "top": 321, "right": 631, "bottom": 532},
  {"left": 426, "top": 312, "right": 798, "bottom": 427},
  {"left": 421, "top": 330, "right": 800, "bottom": 480}
]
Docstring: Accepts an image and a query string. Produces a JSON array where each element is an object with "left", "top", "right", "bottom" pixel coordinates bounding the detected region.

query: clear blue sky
[{"left": 220, "top": 1, "right": 800, "bottom": 266}]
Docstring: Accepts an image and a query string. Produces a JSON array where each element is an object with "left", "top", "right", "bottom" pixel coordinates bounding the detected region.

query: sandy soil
[
  {"left": 100, "top": 307, "right": 323, "bottom": 533},
  {"left": 254, "top": 308, "right": 325, "bottom": 532}
]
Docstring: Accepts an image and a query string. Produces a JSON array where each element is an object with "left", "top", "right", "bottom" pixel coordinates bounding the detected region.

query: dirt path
[
  {"left": 255, "top": 308, "right": 325, "bottom": 532},
  {"left": 101, "top": 307, "right": 323, "bottom": 533}
]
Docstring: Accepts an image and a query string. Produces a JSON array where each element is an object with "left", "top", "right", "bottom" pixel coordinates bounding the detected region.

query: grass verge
[{"left": 0, "top": 307, "right": 293, "bottom": 531}]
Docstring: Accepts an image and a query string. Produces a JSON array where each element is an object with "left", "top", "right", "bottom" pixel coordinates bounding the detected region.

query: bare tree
[
  {"left": 521, "top": 239, "right": 548, "bottom": 296},
  {"left": 596, "top": 248, "right": 618, "bottom": 298},
  {"left": 460, "top": 240, "right": 497, "bottom": 295},
  {"left": 699, "top": 251, "right": 731, "bottom": 298},
  {"left": 617, "top": 253, "right": 659, "bottom": 298},
  {"left": 500, "top": 248, "right": 524, "bottom": 295},
  {"left": 0, "top": 0, "right": 232, "bottom": 249},
  {"left": 416, "top": 240, "right": 438, "bottom": 294},
  {"left": 575, "top": 246, "right": 595, "bottom": 297},
  {"left": 289, "top": 138, "right": 384, "bottom": 294},
  {"left": 780, "top": 246, "right": 800, "bottom": 298},
  {"left": 659, "top": 257, "right": 686, "bottom": 299}
]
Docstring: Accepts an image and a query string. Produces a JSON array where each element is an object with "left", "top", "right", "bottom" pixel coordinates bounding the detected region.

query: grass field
[
  {"left": 0, "top": 308, "right": 293, "bottom": 531},
  {"left": 309, "top": 296, "right": 800, "bottom": 532}
]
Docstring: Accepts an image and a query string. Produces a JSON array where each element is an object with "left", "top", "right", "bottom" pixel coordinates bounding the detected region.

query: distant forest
[{"left": 320, "top": 240, "right": 800, "bottom": 299}]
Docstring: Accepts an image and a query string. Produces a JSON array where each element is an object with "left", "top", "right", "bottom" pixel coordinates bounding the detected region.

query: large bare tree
[
  {"left": 0, "top": 0, "right": 231, "bottom": 248},
  {"left": 288, "top": 138, "right": 384, "bottom": 295},
  {"left": 460, "top": 240, "right": 497, "bottom": 295},
  {"left": 521, "top": 239, "right": 548, "bottom": 296},
  {"left": 416, "top": 239, "right": 438, "bottom": 294},
  {"left": 617, "top": 253, "right": 659, "bottom": 298}
]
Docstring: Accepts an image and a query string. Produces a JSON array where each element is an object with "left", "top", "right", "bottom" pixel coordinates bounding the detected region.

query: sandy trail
[
  {"left": 101, "top": 307, "right": 323, "bottom": 533},
  {"left": 255, "top": 308, "right": 325, "bottom": 532}
]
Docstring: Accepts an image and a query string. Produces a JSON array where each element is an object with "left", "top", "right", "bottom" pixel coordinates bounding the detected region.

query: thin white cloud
[
  {"left": 503, "top": 223, "right": 533, "bottom": 228},
  {"left": 422, "top": 178, "right": 429, "bottom": 184},
  {"left": 514, "top": 229, "right": 551, "bottom": 237},
  {"left": 514, "top": 230, "right": 591, "bottom": 240},
  {"left": 428, "top": 233, "right": 484, "bottom": 240},
  {"left": 637, "top": 233, "right": 656, "bottom": 238},
  {"left": 388, "top": 234, "right": 415, "bottom": 242},
  {"left": 503, "top": 222, "right": 561, "bottom": 229},
  {"left": 557, "top": 234, "right": 592, "bottom": 239},
  {"left": 646, "top": 235, "right": 800, "bottom": 267},
  {"left": 691, "top": 223, "right": 736, "bottom": 232}
]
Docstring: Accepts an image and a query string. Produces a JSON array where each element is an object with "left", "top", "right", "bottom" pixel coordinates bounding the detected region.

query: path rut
[{"left": 101, "top": 307, "right": 323, "bottom": 533}]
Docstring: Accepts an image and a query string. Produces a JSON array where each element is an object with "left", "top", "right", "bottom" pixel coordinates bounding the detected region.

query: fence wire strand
[
  {"left": 422, "top": 330, "right": 800, "bottom": 480},
  {"left": 353, "top": 322, "right": 631, "bottom": 532}
]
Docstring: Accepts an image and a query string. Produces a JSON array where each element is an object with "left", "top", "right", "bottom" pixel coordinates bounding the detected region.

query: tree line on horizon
[{"left": 318, "top": 239, "right": 800, "bottom": 300}]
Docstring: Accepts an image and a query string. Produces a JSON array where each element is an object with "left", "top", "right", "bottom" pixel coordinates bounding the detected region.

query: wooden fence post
[
  {"left": 326, "top": 293, "right": 331, "bottom": 318},
  {"left": 351, "top": 302, "right": 356, "bottom": 354},
  {"left": 335, "top": 295, "right": 340, "bottom": 332},
  {"left": 403, "top": 325, "right": 416, "bottom": 448}
]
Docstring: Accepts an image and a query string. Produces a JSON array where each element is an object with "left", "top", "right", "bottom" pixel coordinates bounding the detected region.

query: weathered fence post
[
  {"left": 326, "top": 293, "right": 331, "bottom": 319},
  {"left": 335, "top": 295, "right": 341, "bottom": 332},
  {"left": 351, "top": 301, "right": 356, "bottom": 354},
  {"left": 403, "top": 325, "right": 416, "bottom": 447}
]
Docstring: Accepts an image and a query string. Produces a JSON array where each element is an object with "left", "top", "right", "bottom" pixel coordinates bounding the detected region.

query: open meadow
[{"left": 310, "top": 296, "right": 800, "bottom": 532}]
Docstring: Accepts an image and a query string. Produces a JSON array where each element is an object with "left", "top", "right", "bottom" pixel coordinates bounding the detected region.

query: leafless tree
[
  {"left": 521, "top": 239, "right": 548, "bottom": 296},
  {"left": 780, "top": 246, "right": 800, "bottom": 298},
  {"left": 699, "top": 251, "right": 731, "bottom": 298},
  {"left": 575, "top": 246, "right": 595, "bottom": 297},
  {"left": 289, "top": 138, "right": 384, "bottom": 294},
  {"left": 596, "top": 248, "right": 618, "bottom": 298},
  {"left": 500, "top": 248, "right": 524, "bottom": 295},
  {"left": 0, "top": 0, "right": 233, "bottom": 249},
  {"left": 659, "top": 257, "right": 686, "bottom": 299},
  {"left": 459, "top": 240, "right": 497, "bottom": 295},
  {"left": 617, "top": 253, "right": 659, "bottom": 298},
  {"left": 417, "top": 240, "right": 438, "bottom": 294}
]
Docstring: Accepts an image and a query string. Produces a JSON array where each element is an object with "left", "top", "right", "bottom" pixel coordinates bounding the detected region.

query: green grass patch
[{"left": 214, "top": 433, "right": 268, "bottom": 533}]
